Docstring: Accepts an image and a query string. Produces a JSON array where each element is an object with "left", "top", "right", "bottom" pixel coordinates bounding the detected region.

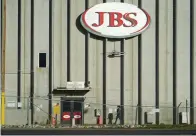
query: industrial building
[{"left": 0, "top": 0, "right": 196, "bottom": 125}]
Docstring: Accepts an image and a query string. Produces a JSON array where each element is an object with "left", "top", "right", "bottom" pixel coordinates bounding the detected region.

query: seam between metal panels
[
  {"left": 48, "top": 0, "right": 53, "bottom": 123},
  {"left": 172, "top": 0, "right": 177, "bottom": 125},
  {"left": 190, "top": 0, "right": 194, "bottom": 125},
  {"left": 67, "top": 0, "right": 71, "bottom": 81},
  {"left": 155, "top": 0, "right": 160, "bottom": 125},
  {"left": 17, "top": 0, "right": 22, "bottom": 109},
  {"left": 85, "top": 0, "right": 89, "bottom": 87},
  {"left": 102, "top": 0, "right": 107, "bottom": 124},
  {"left": 138, "top": 0, "right": 142, "bottom": 125},
  {"left": 30, "top": 0, "right": 35, "bottom": 125},
  {"left": 120, "top": 0, "right": 125, "bottom": 126}
]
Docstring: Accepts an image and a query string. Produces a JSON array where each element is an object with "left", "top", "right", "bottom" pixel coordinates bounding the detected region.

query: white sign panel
[
  {"left": 181, "top": 112, "right": 190, "bottom": 124},
  {"left": 7, "top": 101, "right": 16, "bottom": 108},
  {"left": 75, "top": 82, "right": 85, "bottom": 88},
  {"left": 151, "top": 108, "right": 160, "bottom": 113},
  {"left": 66, "top": 82, "right": 75, "bottom": 88},
  {"left": 109, "top": 108, "right": 113, "bottom": 113},
  {"left": 81, "top": 2, "right": 151, "bottom": 38},
  {"left": 17, "top": 102, "right": 22, "bottom": 108}
]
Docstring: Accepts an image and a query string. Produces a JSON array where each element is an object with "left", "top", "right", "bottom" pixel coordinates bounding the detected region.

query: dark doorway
[{"left": 61, "top": 97, "right": 84, "bottom": 125}]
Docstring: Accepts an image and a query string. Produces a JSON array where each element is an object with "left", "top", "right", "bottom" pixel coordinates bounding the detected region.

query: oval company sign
[
  {"left": 74, "top": 115, "right": 81, "bottom": 119},
  {"left": 63, "top": 115, "right": 70, "bottom": 119},
  {"left": 81, "top": 2, "right": 151, "bottom": 39}
]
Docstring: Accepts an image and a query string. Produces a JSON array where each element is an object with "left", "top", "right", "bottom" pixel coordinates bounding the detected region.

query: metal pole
[
  {"left": 26, "top": 96, "right": 29, "bottom": 125},
  {"left": 48, "top": 0, "right": 53, "bottom": 123},
  {"left": 172, "top": 0, "right": 177, "bottom": 125},
  {"left": 177, "top": 102, "right": 182, "bottom": 124},
  {"left": 120, "top": 38, "right": 124, "bottom": 125},
  {"left": 135, "top": 104, "right": 138, "bottom": 125},
  {"left": 1, "top": 0, "right": 6, "bottom": 125},
  {"left": 30, "top": 0, "right": 34, "bottom": 125},
  {"left": 0, "top": 0, "right": 2, "bottom": 125},
  {"left": 138, "top": 0, "right": 142, "bottom": 125},
  {"left": 190, "top": 0, "right": 195, "bottom": 124},
  {"left": 186, "top": 99, "right": 188, "bottom": 124}
]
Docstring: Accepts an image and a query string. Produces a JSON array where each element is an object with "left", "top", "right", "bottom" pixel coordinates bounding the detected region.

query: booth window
[{"left": 39, "top": 53, "right": 46, "bottom": 68}]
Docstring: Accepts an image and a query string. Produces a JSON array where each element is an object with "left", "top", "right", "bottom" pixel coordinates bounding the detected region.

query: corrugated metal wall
[{"left": 1, "top": 0, "right": 196, "bottom": 125}]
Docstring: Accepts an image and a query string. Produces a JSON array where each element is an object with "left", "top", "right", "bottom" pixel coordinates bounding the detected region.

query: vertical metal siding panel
[
  {"left": 61, "top": 0, "right": 67, "bottom": 85},
  {"left": 84, "top": 0, "right": 91, "bottom": 122},
  {"left": 21, "top": 0, "right": 31, "bottom": 124},
  {"left": 176, "top": 0, "right": 190, "bottom": 120},
  {"left": 84, "top": 0, "right": 98, "bottom": 123},
  {"left": 70, "top": 0, "right": 85, "bottom": 81},
  {"left": 87, "top": 0, "right": 103, "bottom": 124},
  {"left": 106, "top": 40, "right": 120, "bottom": 106},
  {"left": 34, "top": 0, "right": 49, "bottom": 96},
  {"left": 124, "top": 38, "right": 138, "bottom": 124},
  {"left": 53, "top": 0, "right": 63, "bottom": 87},
  {"left": 33, "top": 0, "right": 49, "bottom": 123},
  {"left": 105, "top": 0, "right": 121, "bottom": 123},
  {"left": 52, "top": 0, "right": 67, "bottom": 119},
  {"left": 165, "top": 0, "right": 174, "bottom": 124},
  {"left": 5, "top": 0, "right": 21, "bottom": 125},
  {"left": 141, "top": 0, "right": 156, "bottom": 123},
  {"left": 132, "top": 40, "right": 139, "bottom": 124},
  {"left": 159, "top": 0, "right": 172, "bottom": 124},
  {"left": 123, "top": 0, "right": 137, "bottom": 125},
  {"left": 5, "top": 0, "right": 18, "bottom": 100}
]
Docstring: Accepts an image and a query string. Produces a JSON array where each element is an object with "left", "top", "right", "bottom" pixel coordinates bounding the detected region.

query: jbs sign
[
  {"left": 81, "top": 2, "right": 151, "bottom": 38},
  {"left": 92, "top": 12, "right": 138, "bottom": 27}
]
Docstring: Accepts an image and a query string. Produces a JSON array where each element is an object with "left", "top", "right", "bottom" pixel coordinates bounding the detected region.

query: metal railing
[{"left": 1, "top": 95, "right": 196, "bottom": 125}]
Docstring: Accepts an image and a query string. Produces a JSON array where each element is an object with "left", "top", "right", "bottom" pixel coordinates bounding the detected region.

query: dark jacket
[{"left": 117, "top": 107, "right": 121, "bottom": 117}]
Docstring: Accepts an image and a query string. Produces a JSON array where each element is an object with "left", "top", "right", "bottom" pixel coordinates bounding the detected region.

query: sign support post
[{"left": 1, "top": 0, "right": 6, "bottom": 125}]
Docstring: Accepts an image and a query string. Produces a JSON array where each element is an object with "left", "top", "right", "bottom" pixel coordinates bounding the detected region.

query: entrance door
[
  {"left": 62, "top": 100, "right": 71, "bottom": 125},
  {"left": 73, "top": 100, "right": 83, "bottom": 125},
  {"left": 61, "top": 97, "right": 84, "bottom": 125}
]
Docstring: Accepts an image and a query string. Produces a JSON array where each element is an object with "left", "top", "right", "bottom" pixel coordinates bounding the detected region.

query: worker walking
[
  {"left": 114, "top": 105, "right": 121, "bottom": 124},
  {"left": 108, "top": 108, "right": 113, "bottom": 124}
]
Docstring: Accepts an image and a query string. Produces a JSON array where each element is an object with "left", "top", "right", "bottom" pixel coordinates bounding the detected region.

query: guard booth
[{"left": 52, "top": 81, "right": 91, "bottom": 126}]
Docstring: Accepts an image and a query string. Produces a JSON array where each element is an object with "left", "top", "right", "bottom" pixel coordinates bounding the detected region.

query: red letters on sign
[{"left": 92, "top": 12, "right": 138, "bottom": 27}]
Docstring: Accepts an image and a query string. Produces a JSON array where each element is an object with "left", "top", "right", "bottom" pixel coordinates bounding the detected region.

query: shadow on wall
[{"left": 75, "top": 14, "right": 136, "bottom": 42}]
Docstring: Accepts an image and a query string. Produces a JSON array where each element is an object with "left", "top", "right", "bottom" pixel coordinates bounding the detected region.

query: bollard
[
  {"left": 72, "top": 118, "right": 75, "bottom": 127},
  {"left": 96, "top": 116, "right": 99, "bottom": 124},
  {"left": 97, "top": 116, "right": 102, "bottom": 125},
  {"left": 99, "top": 116, "right": 102, "bottom": 125},
  {"left": 52, "top": 117, "right": 56, "bottom": 126}
]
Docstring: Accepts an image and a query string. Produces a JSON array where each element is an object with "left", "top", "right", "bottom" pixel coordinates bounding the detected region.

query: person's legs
[
  {"left": 114, "top": 116, "right": 117, "bottom": 124},
  {"left": 108, "top": 120, "right": 112, "bottom": 124}
]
